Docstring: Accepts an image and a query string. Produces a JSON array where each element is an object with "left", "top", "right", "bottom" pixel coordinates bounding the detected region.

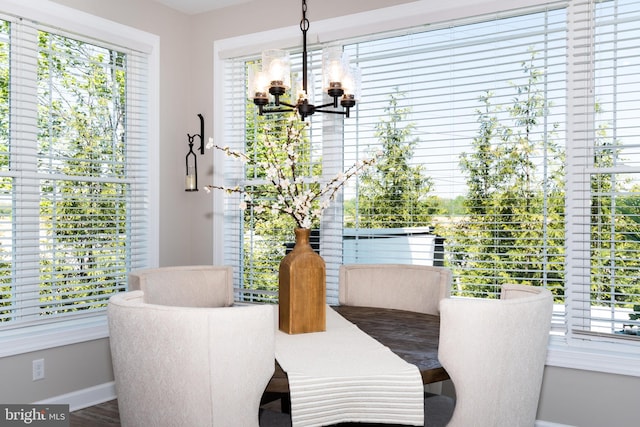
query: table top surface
[{"left": 265, "top": 304, "right": 449, "bottom": 393}]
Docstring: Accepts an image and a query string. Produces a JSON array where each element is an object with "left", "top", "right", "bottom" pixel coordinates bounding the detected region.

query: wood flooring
[
  {"left": 70, "top": 399, "right": 120, "bottom": 427},
  {"left": 68, "top": 396, "right": 452, "bottom": 427},
  {"left": 68, "top": 397, "right": 285, "bottom": 426}
]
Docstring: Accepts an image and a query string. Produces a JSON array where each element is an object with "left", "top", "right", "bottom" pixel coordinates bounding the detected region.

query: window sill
[
  {"left": 0, "top": 316, "right": 109, "bottom": 358},
  {"left": 546, "top": 339, "right": 640, "bottom": 377}
]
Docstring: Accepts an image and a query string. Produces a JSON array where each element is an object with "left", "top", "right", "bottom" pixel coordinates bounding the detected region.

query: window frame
[
  {"left": 213, "top": 0, "right": 640, "bottom": 378},
  {"left": 0, "top": 0, "right": 159, "bottom": 357}
]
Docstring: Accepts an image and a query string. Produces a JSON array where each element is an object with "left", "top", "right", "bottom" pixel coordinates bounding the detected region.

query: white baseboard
[
  {"left": 35, "top": 382, "right": 116, "bottom": 412},
  {"left": 536, "top": 421, "right": 576, "bottom": 427}
]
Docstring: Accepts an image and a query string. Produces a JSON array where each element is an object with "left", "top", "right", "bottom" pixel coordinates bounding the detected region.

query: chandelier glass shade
[{"left": 248, "top": 0, "right": 361, "bottom": 120}]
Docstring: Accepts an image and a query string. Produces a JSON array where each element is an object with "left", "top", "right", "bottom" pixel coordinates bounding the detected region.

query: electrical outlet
[{"left": 32, "top": 358, "right": 45, "bottom": 381}]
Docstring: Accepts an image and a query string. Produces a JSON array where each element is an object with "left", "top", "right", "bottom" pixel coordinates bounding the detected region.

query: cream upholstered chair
[
  {"left": 438, "top": 284, "right": 553, "bottom": 427},
  {"left": 338, "top": 263, "right": 452, "bottom": 315},
  {"left": 108, "top": 290, "right": 275, "bottom": 427},
  {"left": 128, "top": 265, "right": 233, "bottom": 307}
]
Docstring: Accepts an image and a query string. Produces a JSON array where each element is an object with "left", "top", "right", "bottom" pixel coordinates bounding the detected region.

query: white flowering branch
[{"left": 205, "top": 120, "right": 380, "bottom": 229}]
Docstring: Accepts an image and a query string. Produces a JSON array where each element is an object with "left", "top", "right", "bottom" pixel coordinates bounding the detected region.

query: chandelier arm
[
  {"left": 315, "top": 101, "right": 341, "bottom": 109},
  {"left": 313, "top": 108, "right": 347, "bottom": 116},
  {"left": 277, "top": 100, "right": 298, "bottom": 109},
  {"left": 261, "top": 107, "right": 295, "bottom": 114}
]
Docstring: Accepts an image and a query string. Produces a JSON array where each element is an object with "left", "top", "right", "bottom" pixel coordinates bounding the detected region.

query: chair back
[
  {"left": 108, "top": 291, "right": 275, "bottom": 427},
  {"left": 438, "top": 284, "right": 553, "bottom": 427},
  {"left": 128, "top": 265, "right": 233, "bottom": 307},
  {"left": 339, "top": 264, "right": 452, "bottom": 315}
]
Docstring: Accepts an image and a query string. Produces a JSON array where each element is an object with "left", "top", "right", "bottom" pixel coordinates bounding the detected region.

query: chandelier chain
[
  {"left": 300, "top": 0, "right": 309, "bottom": 33},
  {"left": 300, "top": 0, "right": 309, "bottom": 98}
]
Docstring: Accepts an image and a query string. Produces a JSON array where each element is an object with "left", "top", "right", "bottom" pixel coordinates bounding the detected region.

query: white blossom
[
  {"left": 300, "top": 217, "right": 312, "bottom": 229},
  {"left": 204, "top": 119, "right": 381, "bottom": 229},
  {"left": 266, "top": 166, "right": 278, "bottom": 179}
]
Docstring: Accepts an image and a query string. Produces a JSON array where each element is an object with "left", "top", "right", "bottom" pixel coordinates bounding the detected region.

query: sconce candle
[{"left": 185, "top": 167, "right": 196, "bottom": 191}]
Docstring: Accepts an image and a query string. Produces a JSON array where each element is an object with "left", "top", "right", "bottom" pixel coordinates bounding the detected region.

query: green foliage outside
[
  {"left": 0, "top": 21, "right": 10, "bottom": 316},
  {"left": 446, "top": 51, "right": 566, "bottom": 298},
  {"left": 588, "top": 104, "right": 640, "bottom": 309},
  {"left": 2, "top": 25, "right": 130, "bottom": 321},
  {"left": 443, "top": 50, "right": 640, "bottom": 308},
  {"left": 346, "top": 88, "right": 439, "bottom": 228},
  {"left": 37, "top": 31, "right": 129, "bottom": 315}
]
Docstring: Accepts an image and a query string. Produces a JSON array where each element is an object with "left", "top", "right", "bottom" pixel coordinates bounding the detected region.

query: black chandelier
[{"left": 249, "top": 0, "right": 361, "bottom": 120}]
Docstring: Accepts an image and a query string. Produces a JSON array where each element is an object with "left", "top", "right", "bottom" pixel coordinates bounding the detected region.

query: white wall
[
  {"left": 1, "top": 1, "right": 639, "bottom": 426},
  {"left": 538, "top": 366, "right": 640, "bottom": 426},
  {"left": 0, "top": 340, "right": 114, "bottom": 405}
]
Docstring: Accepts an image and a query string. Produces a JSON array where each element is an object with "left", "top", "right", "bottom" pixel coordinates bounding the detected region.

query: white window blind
[
  {"left": 567, "top": 0, "right": 640, "bottom": 344},
  {"left": 0, "top": 13, "right": 150, "bottom": 332},
  {"left": 337, "top": 7, "right": 569, "bottom": 337},
  {"left": 346, "top": 10, "right": 566, "bottom": 276}
]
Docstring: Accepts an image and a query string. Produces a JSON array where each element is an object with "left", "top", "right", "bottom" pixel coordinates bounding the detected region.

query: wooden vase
[{"left": 279, "top": 228, "right": 326, "bottom": 334}]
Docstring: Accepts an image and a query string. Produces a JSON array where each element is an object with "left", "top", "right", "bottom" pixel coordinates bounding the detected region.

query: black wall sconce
[{"left": 185, "top": 114, "right": 205, "bottom": 191}]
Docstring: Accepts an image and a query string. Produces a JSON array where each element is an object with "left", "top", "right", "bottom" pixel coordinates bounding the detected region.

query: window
[
  {"left": 565, "top": 0, "right": 640, "bottom": 350},
  {"left": 0, "top": 1, "right": 158, "bottom": 356},
  {"left": 215, "top": 0, "right": 640, "bottom": 376}
]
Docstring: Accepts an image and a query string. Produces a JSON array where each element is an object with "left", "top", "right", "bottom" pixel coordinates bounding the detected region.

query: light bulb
[
  {"left": 262, "top": 49, "right": 290, "bottom": 89},
  {"left": 269, "top": 59, "right": 285, "bottom": 84},
  {"left": 328, "top": 59, "right": 343, "bottom": 87},
  {"left": 323, "top": 47, "right": 347, "bottom": 92}
]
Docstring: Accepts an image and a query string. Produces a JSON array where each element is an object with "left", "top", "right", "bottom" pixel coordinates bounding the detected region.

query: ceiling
[{"left": 151, "top": 0, "right": 251, "bottom": 15}]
